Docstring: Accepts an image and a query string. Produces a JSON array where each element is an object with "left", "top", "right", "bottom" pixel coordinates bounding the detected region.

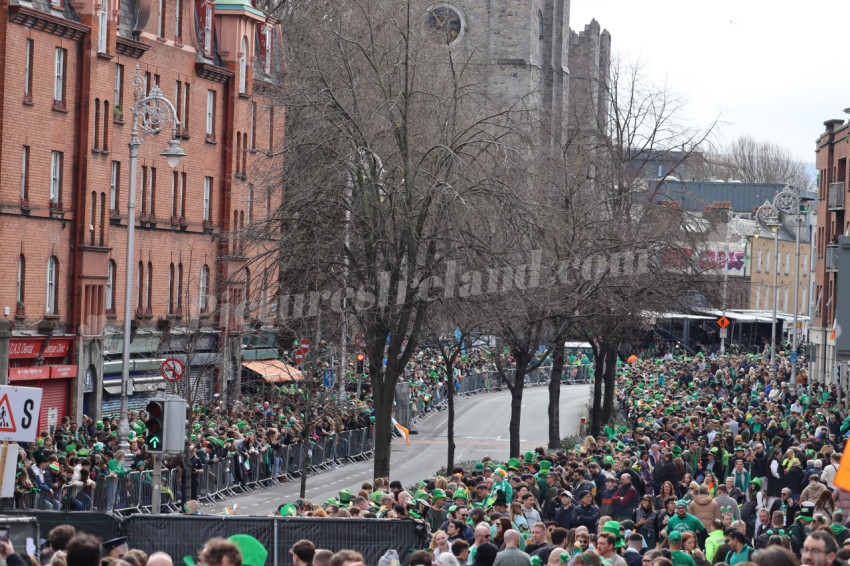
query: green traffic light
[{"left": 148, "top": 436, "right": 161, "bottom": 449}]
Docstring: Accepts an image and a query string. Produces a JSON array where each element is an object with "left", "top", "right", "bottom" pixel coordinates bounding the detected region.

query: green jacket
[{"left": 705, "top": 529, "right": 725, "bottom": 562}]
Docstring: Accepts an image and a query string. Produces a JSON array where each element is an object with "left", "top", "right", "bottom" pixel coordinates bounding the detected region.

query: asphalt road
[{"left": 199, "top": 382, "right": 590, "bottom": 516}]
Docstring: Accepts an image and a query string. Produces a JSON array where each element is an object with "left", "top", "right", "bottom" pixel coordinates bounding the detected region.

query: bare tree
[{"left": 262, "top": 0, "right": 530, "bottom": 480}]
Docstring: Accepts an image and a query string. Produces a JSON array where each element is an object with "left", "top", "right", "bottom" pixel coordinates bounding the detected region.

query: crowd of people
[{"left": 8, "top": 345, "right": 850, "bottom": 566}]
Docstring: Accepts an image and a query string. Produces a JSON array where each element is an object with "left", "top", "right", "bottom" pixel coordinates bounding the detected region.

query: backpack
[{"left": 725, "top": 545, "right": 752, "bottom": 563}]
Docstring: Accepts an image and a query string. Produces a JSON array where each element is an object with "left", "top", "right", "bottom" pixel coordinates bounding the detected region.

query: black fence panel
[
  {"left": 124, "top": 515, "right": 427, "bottom": 566},
  {"left": 1, "top": 510, "right": 122, "bottom": 542}
]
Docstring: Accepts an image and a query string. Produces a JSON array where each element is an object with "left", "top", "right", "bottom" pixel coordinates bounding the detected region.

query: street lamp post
[
  {"left": 755, "top": 186, "right": 802, "bottom": 384},
  {"left": 117, "top": 66, "right": 187, "bottom": 465}
]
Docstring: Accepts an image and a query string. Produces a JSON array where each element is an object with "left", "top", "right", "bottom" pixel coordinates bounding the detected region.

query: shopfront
[{"left": 8, "top": 336, "right": 76, "bottom": 435}]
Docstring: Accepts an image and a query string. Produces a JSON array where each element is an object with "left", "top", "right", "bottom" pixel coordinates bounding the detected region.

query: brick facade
[{"left": 0, "top": 0, "right": 282, "bottom": 421}]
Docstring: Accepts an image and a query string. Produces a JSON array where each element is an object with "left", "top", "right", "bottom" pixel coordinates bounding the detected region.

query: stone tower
[{"left": 423, "top": 1, "right": 608, "bottom": 145}]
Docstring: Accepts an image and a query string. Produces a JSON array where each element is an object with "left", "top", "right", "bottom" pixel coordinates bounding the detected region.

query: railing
[
  {"left": 2, "top": 426, "right": 375, "bottom": 514},
  {"left": 827, "top": 244, "right": 838, "bottom": 271},
  {"left": 829, "top": 182, "right": 846, "bottom": 210}
]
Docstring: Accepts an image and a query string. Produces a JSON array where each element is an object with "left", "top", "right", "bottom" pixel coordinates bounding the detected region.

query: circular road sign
[{"left": 160, "top": 358, "right": 185, "bottom": 382}]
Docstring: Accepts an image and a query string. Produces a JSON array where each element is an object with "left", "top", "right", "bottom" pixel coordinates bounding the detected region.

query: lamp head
[{"left": 162, "top": 139, "right": 187, "bottom": 169}]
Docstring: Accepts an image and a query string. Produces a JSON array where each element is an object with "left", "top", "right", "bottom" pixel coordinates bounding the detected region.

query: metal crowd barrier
[{"left": 2, "top": 427, "right": 375, "bottom": 514}]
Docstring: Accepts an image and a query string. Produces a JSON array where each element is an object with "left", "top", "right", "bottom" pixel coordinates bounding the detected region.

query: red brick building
[
  {"left": 812, "top": 118, "right": 849, "bottom": 382},
  {"left": 0, "top": 0, "right": 282, "bottom": 428}
]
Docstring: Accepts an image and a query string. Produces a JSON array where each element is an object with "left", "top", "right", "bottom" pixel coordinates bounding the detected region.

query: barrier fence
[
  {"left": 3, "top": 365, "right": 590, "bottom": 514},
  {"left": 2, "top": 427, "right": 375, "bottom": 514}
]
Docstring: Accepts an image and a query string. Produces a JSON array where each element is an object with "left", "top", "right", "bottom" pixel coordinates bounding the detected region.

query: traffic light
[
  {"left": 356, "top": 352, "right": 365, "bottom": 374},
  {"left": 144, "top": 399, "right": 165, "bottom": 453},
  {"left": 163, "top": 397, "right": 188, "bottom": 453}
]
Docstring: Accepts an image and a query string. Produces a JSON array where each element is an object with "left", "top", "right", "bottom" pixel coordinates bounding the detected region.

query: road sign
[
  {"left": 354, "top": 333, "right": 367, "bottom": 349},
  {"left": 790, "top": 351, "right": 798, "bottom": 363},
  {"left": 160, "top": 358, "right": 185, "bottom": 382},
  {"left": 300, "top": 338, "right": 311, "bottom": 353},
  {"left": 0, "top": 386, "right": 42, "bottom": 443},
  {"left": 717, "top": 316, "right": 730, "bottom": 329},
  {"left": 719, "top": 328, "right": 728, "bottom": 339},
  {"left": 323, "top": 369, "right": 334, "bottom": 388},
  {"left": 294, "top": 348, "right": 304, "bottom": 365}
]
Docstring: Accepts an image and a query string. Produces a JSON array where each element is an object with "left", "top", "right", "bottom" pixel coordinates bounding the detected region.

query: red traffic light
[
  {"left": 146, "top": 401, "right": 163, "bottom": 417},
  {"left": 356, "top": 353, "right": 365, "bottom": 362}
]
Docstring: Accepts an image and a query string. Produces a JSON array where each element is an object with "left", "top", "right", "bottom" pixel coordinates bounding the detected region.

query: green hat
[
  {"left": 371, "top": 490, "right": 386, "bottom": 503},
  {"left": 675, "top": 500, "right": 688, "bottom": 508},
  {"left": 523, "top": 451, "right": 534, "bottom": 464},
  {"left": 798, "top": 506, "right": 814, "bottom": 521},
  {"left": 671, "top": 446, "right": 682, "bottom": 456},
  {"left": 505, "top": 458, "right": 520, "bottom": 471},
  {"left": 237, "top": 420, "right": 247, "bottom": 430},
  {"left": 538, "top": 460, "right": 552, "bottom": 473},
  {"left": 432, "top": 489, "right": 448, "bottom": 501},
  {"left": 749, "top": 478, "right": 762, "bottom": 489},
  {"left": 601, "top": 521, "right": 624, "bottom": 548},
  {"left": 338, "top": 489, "right": 353, "bottom": 504},
  {"left": 228, "top": 535, "right": 268, "bottom": 566},
  {"left": 413, "top": 489, "right": 430, "bottom": 502},
  {"left": 77, "top": 449, "right": 89, "bottom": 457},
  {"left": 324, "top": 497, "right": 340, "bottom": 507},
  {"left": 453, "top": 488, "right": 468, "bottom": 501},
  {"left": 474, "top": 462, "right": 485, "bottom": 473},
  {"left": 279, "top": 504, "right": 298, "bottom": 517},
  {"left": 668, "top": 530, "right": 682, "bottom": 543},
  {"left": 49, "top": 463, "right": 60, "bottom": 472},
  {"left": 95, "top": 421, "right": 104, "bottom": 430}
]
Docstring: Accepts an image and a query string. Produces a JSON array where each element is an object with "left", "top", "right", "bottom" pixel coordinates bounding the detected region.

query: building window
[
  {"left": 140, "top": 166, "right": 148, "bottom": 214},
  {"left": 199, "top": 264, "right": 209, "bottom": 312},
  {"left": 50, "top": 151, "right": 62, "bottom": 205},
  {"left": 21, "top": 146, "right": 30, "bottom": 201},
  {"left": 180, "top": 172, "right": 187, "bottom": 218},
  {"left": 783, "top": 287, "right": 789, "bottom": 311},
  {"left": 99, "top": 192, "right": 106, "bottom": 245},
  {"left": 157, "top": 0, "right": 165, "bottom": 37},
  {"left": 93, "top": 98, "right": 101, "bottom": 150},
  {"left": 46, "top": 256, "right": 58, "bottom": 314},
  {"left": 235, "top": 132, "right": 241, "bottom": 174},
  {"left": 248, "top": 183, "right": 253, "bottom": 224},
  {"left": 102, "top": 100, "right": 109, "bottom": 151},
  {"left": 90, "top": 191, "right": 97, "bottom": 244},
  {"left": 175, "top": 0, "right": 182, "bottom": 40},
  {"left": 148, "top": 166, "right": 156, "bottom": 214},
  {"left": 98, "top": 1, "right": 108, "bottom": 53},
  {"left": 146, "top": 261, "right": 153, "bottom": 310},
  {"left": 239, "top": 36, "right": 247, "bottom": 94},
  {"left": 168, "top": 263, "right": 175, "bottom": 313},
  {"left": 171, "top": 172, "right": 178, "bottom": 217},
  {"left": 756, "top": 249, "right": 761, "bottom": 272},
  {"left": 53, "top": 48, "right": 66, "bottom": 106},
  {"left": 16, "top": 255, "right": 25, "bottom": 305},
  {"left": 264, "top": 26, "right": 272, "bottom": 74},
  {"left": 114, "top": 64, "right": 124, "bottom": 111},
  {"left": 242, "top": 133, "right": 247, "bottom": 174},
  {"left": 268, "top": 107, "right": 274, "bottom": 150},
  {"left": 181, "top": 82, "right": 189, "bottom": 131},
  {"left": 785, "top": 251, "right": 790, "bottom": 275},
  {"left": 765, "top": 250, "right": 770, "bottom": 274},
  {"left": 137, "top": 261, "right": 144, "bottom": 309},
  {"left": 204, "top": 5, "right": 212, "bottom": 55},
  {"left": 51, "top": 0, "right": 61, "bottom": 7},
  {"left": 266, "top": 188, "right": 271, "bottom": 219},
  {"left": 250, "top": 102, "right": 256, "bottom": 149},
  {"left": 110, "top": 161, "right": 120, "bottom": 211},
  {"left": 206, "top": 89, "right": 215, "bottom": 138},
  {"left": 177, "top": 263, "right": 184, "bottom": 312},
  {"left": 203, "top": 177, "right": 211, "bottom": 221},
  {"left": 755, "top": 285, "right": 761, "bottom": 310},
  {"left": 24, "top": 39, "right": 33, "bottom": 102},
  {"left": 106, "top": 259, "right": 116, "bottom": 311}
]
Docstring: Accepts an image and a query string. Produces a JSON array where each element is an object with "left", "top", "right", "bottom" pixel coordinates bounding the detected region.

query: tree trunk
[
  {"left": 601, "top": 344, "right": 618, "bottom": 423},
  {"left": 547, "top": 340, "right": 565, "bottom": 449},
  {"left": 591, "top": 349, "right": 604, "bottom": 437},
  {"left": 372, "top": 375, "right": 396, "bottom": 480},
  {"left": 447, "top": 374, "right": 455, "bottom": 473},
  {"left": 509, "top": 372, "right": 525, "bottom": 458}
]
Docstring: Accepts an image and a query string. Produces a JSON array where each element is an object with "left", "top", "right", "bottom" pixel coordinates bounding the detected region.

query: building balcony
[
  {"left": 826, "top": 243, "right": 838, "bottom": 272},
  {"left": 829, "top": 182, "right": 846, "bottom": 210}
]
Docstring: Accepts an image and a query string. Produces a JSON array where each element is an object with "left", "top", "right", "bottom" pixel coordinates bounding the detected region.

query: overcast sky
[{"left": 570, "top": 0, "right": 850, "bottom": 167}]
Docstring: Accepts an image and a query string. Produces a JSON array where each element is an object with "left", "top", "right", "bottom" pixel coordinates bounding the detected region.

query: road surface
[{"left": 199, "top": 382, "right": 590, "bottom": 516}]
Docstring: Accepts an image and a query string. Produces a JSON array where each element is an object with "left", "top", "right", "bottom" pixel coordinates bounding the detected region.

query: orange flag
[{"left": 834, "top": 438, "right": 850, "bottom": 492}]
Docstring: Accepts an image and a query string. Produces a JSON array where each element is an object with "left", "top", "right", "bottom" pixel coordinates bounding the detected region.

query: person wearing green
[
  {"left": 723, "top": 530, "right": 754, "bottom": 565},
  {"left": 704, "top": 519, "right": 726, "bottom": 563},
  {"left": 667, "top": 531, "right": 696, "bottom": 566},
  {"left": 666, "top": 500, "right": 707, "bottom": 536}
]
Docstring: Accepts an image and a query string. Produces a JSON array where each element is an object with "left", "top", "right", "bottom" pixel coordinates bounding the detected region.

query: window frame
[
  {"left": 50, "top": 151, "right": 63, "bottom": 205},
  {"left": 46, "top": 256, "right": 58, "bottom": 315},
  {"left": 98, "top": 1, "right": 108, "bottom": 53},
  {"left": 203, "top": 176, "right": 211, "bottom": 221},
  {"left": 21, "top": 146, "right": 30, "bottom": 202},
  {"left": 205, "top": 89, "right": 216, "bottom": 138},
  {"left": 110, "top": 161, "right": 120, "bottom": 211},
  {"left": 199, "top": 264, "right": 209, "bottom": 312},
  {"left": 16, "top": 255, "right": 25, "bottom": 305},
  {"left": 106, "top": 259, "right": 116, "bottom": 311},
  {"left": 175, "top": 0, "right": 182, "bottom": 41},
  {"left": 53, "top": 48, "right": 66, "bottom": 106},
  {"left": 114, "top": 64, "right": 124, "bottom": 112},
  {"left": 24, "top": 39, "right": 34, "bottom": 103},
  {"left": 204, "top": 5, "right": 213, "bottom": 55}
]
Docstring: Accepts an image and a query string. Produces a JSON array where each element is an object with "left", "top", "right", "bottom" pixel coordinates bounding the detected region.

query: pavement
[{"left": 199, "top": 382, "right": 591, "bottom": 516}]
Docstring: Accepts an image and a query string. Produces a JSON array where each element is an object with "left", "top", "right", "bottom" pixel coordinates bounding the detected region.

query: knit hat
[{"left": 228, "top": 535, "right": 268, "bottom": 566}]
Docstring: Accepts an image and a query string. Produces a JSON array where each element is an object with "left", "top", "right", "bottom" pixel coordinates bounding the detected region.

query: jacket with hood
[{"left": 688, "top": 493, "right": 721, "bottom": 529}]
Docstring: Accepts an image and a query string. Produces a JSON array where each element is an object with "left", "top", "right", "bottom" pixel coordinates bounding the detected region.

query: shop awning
[{"left": 242, "top": 359, "right": 304, "bottom": 381}]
